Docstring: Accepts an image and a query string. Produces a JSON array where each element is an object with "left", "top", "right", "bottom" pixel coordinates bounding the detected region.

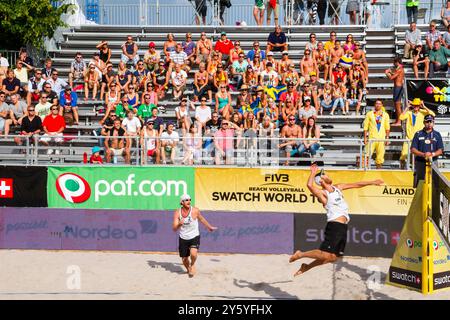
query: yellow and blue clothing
[
  {"left": 399, "top": 109, "right": 435, "bottom": 160},
  {"left": 363, "top": 110, "right": 390, "bottom": 165}
]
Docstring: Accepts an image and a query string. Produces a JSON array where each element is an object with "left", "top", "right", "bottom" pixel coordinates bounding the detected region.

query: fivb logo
[{"left": 56, "top": 173, "right": 91, "bottom": 203}]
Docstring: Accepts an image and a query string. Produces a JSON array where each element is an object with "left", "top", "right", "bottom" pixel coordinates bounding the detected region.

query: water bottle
[
  {"left": 83, "top": 152, "right": 88, "bottom": 164},
  {"left": 113, "top": 155, "right": 118, "bottom": 164}
]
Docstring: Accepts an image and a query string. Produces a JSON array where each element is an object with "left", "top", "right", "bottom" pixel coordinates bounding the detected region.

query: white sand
[{"left": 0, "top": 250, "right": 449, "bottom": 300}]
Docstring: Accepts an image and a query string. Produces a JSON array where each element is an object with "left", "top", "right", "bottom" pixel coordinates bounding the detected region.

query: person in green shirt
[
  {"left": 114, "top": 96, "right": 131, "bottom": 120},
  {"left": 137, "top": 93, "right": 157, "bottom": 123},
  {"left": 406, "top": 0, "right": 419, "bottom": 24},
  {"left": 429, "top": 40, "right": 450, "bottom": 77}
]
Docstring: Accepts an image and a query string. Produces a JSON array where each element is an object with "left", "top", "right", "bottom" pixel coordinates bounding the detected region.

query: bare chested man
[
  {"left": 314, "top": 42, "right": 330, "bottom": 81},
  {"left": 385, "top": 57, "right": 405, "bottom": 126},
  {"left": 105, "top": 118, "right": 131, "bottom": 164},
  {"left": 300, "top": 49, "right": 318, "bottom": 81},
  {"left": 329, "top": 40, "right": 344, "bottom": 79},
  {"left": 196, "top": 32, "right": 213, "bottom": 65},
  {"left": 352, "top": 41, "right": 368, "bottom": 83},
  {"left": 278, "top": 115, "right": 302, "bottom": 166}
]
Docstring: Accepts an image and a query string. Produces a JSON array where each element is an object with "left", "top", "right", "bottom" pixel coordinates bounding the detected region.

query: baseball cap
[
  {"left": 92, "top": 146, "right": 101, "bottom": 154},
  {"left": 221, "top": 31, "right": 227, "bottom": 36},
  {"left": 64, "top": 85, "right": 72, "bottom": 91},
  {"left": 309, "top": 71, "right": 317, "bottom": 76},
  {"left": 424, "top": 114, "right": 435, "bottom": 122},
  {"left": 180, "top": 194, "right": 191, "bottom": 202},
  {"left": 149, "top": 42, "right": 155, "bottom": 48},
  {"left": 145, "top": 118, "right": 154, "bottom": 125},
  {"left": 240, "top": 84, "right": 249, "bottom": 90},
  {"left": 304, "top": 96, "right": 311, "bottom": 101},
  {"left": 267, "top": 51, "right": 274, "bottom": 56},
  {"left": 282, "top": 51, "right": 289, "bottom": 55}
]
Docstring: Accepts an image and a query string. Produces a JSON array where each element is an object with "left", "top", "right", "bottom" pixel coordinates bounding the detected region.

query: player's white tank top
[
  {"left": 144, "top": 128, "right": 157, "bottom": 150},
  {"left": 179, "top": 206, "right": 200, "bottom": 240},
  {"left": 324, "top": 186, "right": 350, "bottom": 223}
]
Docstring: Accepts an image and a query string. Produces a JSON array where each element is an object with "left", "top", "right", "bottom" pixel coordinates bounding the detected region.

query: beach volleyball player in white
[
  {"left": 173, "top": 194, "right": 217, "bottom": 277},
  {"left": 289, "top": 164, "right": 383, "bottom": 276}
]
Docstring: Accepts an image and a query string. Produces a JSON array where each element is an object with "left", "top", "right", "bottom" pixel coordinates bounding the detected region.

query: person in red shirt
[
  {"left": 90, "top": 146, "right": 103, "bottom": 164},
  {"left": 214, "top": 32, "right": 234, "bottom": 64},
  {"left": 40, "top": 105, "right": 66, "bottom": 155},
  {"left": 279, "top": 83, "right": 301, "bottom": 108},
  {"left": 332, "top": 64, "right": 347, "bottom": 84}
]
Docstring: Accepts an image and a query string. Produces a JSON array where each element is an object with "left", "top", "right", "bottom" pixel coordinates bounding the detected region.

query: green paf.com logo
[{"left": 55, "top": 173, "right": 188, "bottom": 204}]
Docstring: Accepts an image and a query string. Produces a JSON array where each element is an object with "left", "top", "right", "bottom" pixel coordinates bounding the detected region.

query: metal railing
[
  {"left": 0, "top": 50, "right": 19, "bottom": 68},
  {"left": 0, "top": 134, "right": 436, "bottom": 169}
]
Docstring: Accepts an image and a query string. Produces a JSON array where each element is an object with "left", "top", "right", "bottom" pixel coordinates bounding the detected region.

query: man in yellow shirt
[
  {"left": 363, "top": 99, "right": 391, "bottom": 169},
  {"left": 399, "top": 98, "right": 435, "bottom": 169}
]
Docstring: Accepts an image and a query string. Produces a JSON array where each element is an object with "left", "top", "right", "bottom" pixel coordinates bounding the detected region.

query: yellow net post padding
[{"left": 422, "top": 161, "right": 434, "bottom": 294}]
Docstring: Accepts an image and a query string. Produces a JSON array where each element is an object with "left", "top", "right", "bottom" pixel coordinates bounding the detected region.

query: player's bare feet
[
  {"left": 188, "top": 265, "right": 196, "bottom": 278},
  {"left": 289, "top": 250, "right": 302, "bottom": 263},
  {"left": 294, "top": 263, "right": 308, "bottom": 277}
]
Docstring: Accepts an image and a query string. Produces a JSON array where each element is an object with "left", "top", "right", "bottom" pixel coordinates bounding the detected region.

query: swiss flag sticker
[{"left": 0, "top": 179, "right": 13, "bottom": 198}]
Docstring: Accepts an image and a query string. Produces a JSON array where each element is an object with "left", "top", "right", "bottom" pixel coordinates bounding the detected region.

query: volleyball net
[{"left": 431, "top": 163, "right": 450, "bottom": 247}]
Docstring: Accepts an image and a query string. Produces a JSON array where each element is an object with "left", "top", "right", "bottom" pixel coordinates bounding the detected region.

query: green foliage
[{"left": 0, "top": 0, "right": 74, "bottom": 49}]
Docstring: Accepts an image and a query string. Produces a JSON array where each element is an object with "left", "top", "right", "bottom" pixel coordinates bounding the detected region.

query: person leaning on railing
[{"left": 14, "top": 105, "right": 41, "bottom": 152}]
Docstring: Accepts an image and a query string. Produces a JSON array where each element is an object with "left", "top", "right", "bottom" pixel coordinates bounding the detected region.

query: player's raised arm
[
  {"left": 336, "top": 179, "right": 384, "bottom": 191},
  {"left": 306, "top": 164, "right": 327, "bottom": 205}
]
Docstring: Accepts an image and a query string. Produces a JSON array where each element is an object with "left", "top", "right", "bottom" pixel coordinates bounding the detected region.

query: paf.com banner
[
  {"left": 406, "top": 79, "right": 450, "bottom": 117},
  {"left": 195, "top": 168, "right": 414, "bottom": 215},
  {"left": 47, "top": 167, "right": 195, "bottom": 210}
]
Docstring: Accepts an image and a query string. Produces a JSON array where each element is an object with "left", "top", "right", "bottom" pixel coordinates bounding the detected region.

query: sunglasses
[
  {"left": 52, "top": 73, "right": 58, "bottom": 75},
  {"left": 201, "top": 99, "right": 207, "bottom": 101},
  {"left": 289, "top": 118, "right": 296, "bottom": 121},
  {"left": 35, "top": 72, "right": 42, "bottom": 75},
  {"left": 51, "top": 108, "right": 59, "bottom": 111},
  {"left": 425, "top": 120, "right": 434, "bottom": 123},
  {"left": 41, "top": 96, "right": 48, "bottom": 99},
  {"left": 28, "top": 109, "right": 35, "bottom": 111}
]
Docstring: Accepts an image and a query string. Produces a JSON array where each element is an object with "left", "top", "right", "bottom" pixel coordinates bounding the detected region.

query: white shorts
[
  {"left": 111, "top": 148, "right": 125, "bottom": 156},
  {"left": 40, "top": 133, "right": 64, "bottom": 143}
]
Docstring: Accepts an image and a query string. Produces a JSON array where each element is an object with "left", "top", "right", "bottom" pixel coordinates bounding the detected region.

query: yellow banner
[{"left": 195, "top": 168, "right": 414, "bottom": 215}]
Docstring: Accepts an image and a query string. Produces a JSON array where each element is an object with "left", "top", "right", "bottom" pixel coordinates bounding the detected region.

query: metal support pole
[{"left": 156, "top": 0, "right": 160, "bottom": 25}]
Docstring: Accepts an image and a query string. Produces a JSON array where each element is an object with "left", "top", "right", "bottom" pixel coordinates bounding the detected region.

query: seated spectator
[
  {"left": 17, "top": 48, "right": 34, "bottom": 69},
  {"left": 152, "top": 60, "right": 169, "bottom": 99},
  {"left": 298, "top": 96, "right": 317, "bottom": 126},
  {"left": 124, "top": 84, "right": 140, "bottom": 111},
  {"left": 331, "top": 64, "right": 347, "bottom": 84},
  {"left": 443, "top": 24, "right": 450, "bottom": 49},
  {"left": 170, "top": 63, "right": 188, "bottom": 100},
  {"left": 89, "top": 52, "right": 106, "bottom": 80},
  {"left": 14, "top": 105, "right": 41, "bottom": 150},
  {"left": 169, "top": 44, "right": 190, "bottom": 72},
  {"left": 292, "top": 116, "right": 321, "bottom": 157},
  {"left": 349, "top": 62, "right": 366, "bottom": 91},
  {"left": 404, "top": 22, "right": 422, "bottom": 59},
  {"left": 0, "top": 92, "right": 10, "bottom": 134},
  {"left": 441, "top": 0, "right": 450, "bottom": 28},
  {"left": 121, "top": 35, "right": 140, "bottom": 66},
  {"left": 41, "top": 82, "right": 59, "bottom": 106},
  {"left": 13, "top": 61, "right": 29, "bottom": 92},
  {"left": 96, "top": 41, "right": 112, "bottom": 64},
  {"left": 412, "top": 44, "right": 430, "bottom": 79},
  {"left": 214, "top": 120, "right": 235, "bottom": 165},
  {"left": 257, "top": 97, "right": 279, "bottom": 125},
  {"left": 113, "top": 96, "right": 131, "bottom": 121},
  {"left": 324, "top": 31, "right": 337, "bottom": 52},
  {"left": 195, "top": 97, "right": 212, "bottom": 132},
  {"left": 137, "top": 93, "right": 157, "bottom": 124},
  {"left": 105, "top": 118, "right": 131, "bottom": 164},
  {"left": 214, "top": 32, "right": 234, "bottom": 63},
  {"left": 116, "top": 61, "right": 132, "bottom": 93},
  {"left": 212, "top": 63, "right": 229, "bottom": 92},
  {"left": 27, "top": 69, "right": 45, "bottom": 106},
  {"left": 160, "top": 122, "right": 179, "bottom": 164},
  {"left": 2, "top": 69, "right": 20, "bottom": 99},
  {"left": 35, "top": 92, "right": 53, "bottom": 120},
  {"left": 243, "top": 65, "right": 259, "bottom": 90},
  {"left": 182, "top": 33, "right": 197, "bottom": 67},
  {"left": 248, "top": 86, "right": 266, "bottom": 120},
  {"left": 196, "top": 32, "right": 213, "bottom": 65},
  {"left": 144, "top": 42, "right": 161, "bottom": 72},
  {"left": 278, "top": 115, "right": 302, "bottom": 166},
  {"left": 147, "top": 106, "right": 165, "bottom": 135},
  {"left": 237, "top": 84, "right": 252, "bottom": 119},
  {"left": 5, "top": 93, "right": 27, "bottom": 136},
  {"left": 281, "top": 64, "right": 300, "bottom": 90},
  {"left": 140, "top": 119, "right": 160, "bottom": 164},
  {"left": 280, "top": 98, "right": 298, "bottom": 127},
  {"left": 133, "top": 60, "right": 150, "bottom": 92},
  {"left": 122, "top": 110, "right": 141, "bottom": 138},
  {"left": 346, "top": 81, "right": 363, "bottom": 115},
  {"left": 330, "top": 80, "right": 347, "bottom": 115},
  {"left": 84, "top": 64, "right": 100, "bottom": 101},
  {"left": 59, "top": 86, "right": 79, "bottom": 125},
  {"left": 247, "top": 41, "right": 266, "bottom": 62},
  {"left": 99, "top": 112, "right": 117, "bottom": 136},
  {"left": 47, "top": 69, "right": 68, "bottom": 96},
  {"left": 228, "top": 41, "right": 244, "bottom": 65},
  {"left": 90, "top": 146, "right": 104, "bottom": 164},
  {"left": 267, "top": 25, "right": 288, "bottom": 53},
  {"left": 264, "top": 51, "right": 279, "bottom": 71},
  {"left": 307, "top": 72, "right": 323, "bottom": 111},
  {"left": 279, "top": 83, "right": 301, "bottom": 108},
  {"left": 0, "top": 53, "right": 9, "bottom": 84},
  {"left": 100, "top": 63, "right": 116, "bottom": 101},
  {"left": 181, "top": 124, "right": 202, "bottom": 165},
  {"left": 104, "top": 82, "right": 121, "bottom": 118},
  {"left": 306, "top": 33, "right": 319, "bottom": 52},
  {"left": 429, "top": 40, "right": 450, "bottom": 77},
  {"left": 141, "top": 82, "right": 158, "bottom": 106},
  {"left": 260, "top": 62, "right": 279, "bottom": 87},
  {"left": 258, "top": 115, "right": 275, "bottom": 138},
  {"left": 194, "top": 62, "right": 211, "bottom": 102},
  {"left": 278, "top": 51, "right": 293, "bottom": 75},
  {"left": 175, "top": 97, "right": 194, "bottom": 135},
  {"left": 343, "top": 34, "right": 356, "bottom": 54},
  {"left": 41, "top": 58, "right": 56, "bottom": 81},
  {"left": 319, "top": 81, "right": 333, "bottom": 115},
  {"left": 215, "top": 83, "right": 232, "bottom": 120},
  {"left": 40, "top": 105, "right": 66, "bottom": 155},
  {"left": 425, "top": 22, "right": 442, "bottom": 52},
  {"left": 163, "top": 33, "right": 178, "bottom": 62},
  {"left": 231, "top": 52, "right": 248, "bottom": 90}
]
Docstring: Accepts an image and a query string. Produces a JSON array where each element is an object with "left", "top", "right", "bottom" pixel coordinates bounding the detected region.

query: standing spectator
[
  {"left": 121, "top": 35, "right": 140, "bottom": 66},
  {"left": 26, "top": 69, "right": 45, "bottom": 106},
  {"left": 144, "top": 42, "right": 161, "bottom": 72},
  {"left": 193, "top": 62, "right": 211, "bottom": 102},
  {"left": 267, "top": 25, "right": 288, "bottom": 53},
  {"left": 215, "top": 0, "right": 230, "bottom": 25},
  {"left": 346, "top": 0, "right": 360, "bottom": 25},
  {"left": 254, "top": 0, "right": 266, "bottom": 26},
  {"left": 266, "top": 0, "right": 280, "bottom": 25},
  {"left": 4, "top": 93, "right": 27, "bottom": 136},
  {"left": 35, "top": 92, "right": 53, "bottom": 120},
  {"left": 14, "top": 105, "right": 41, "bottom": 150},
  {"left": 160, "top": 122, "right": 180, "bottom": 164},
  {"left": 328, "top": 0, "right": 340, "bottom": 25},
  {"left": 2, "top": 69, "right": 20, "bottom": 98},
  {"left": 214, "top": 120, "right": 235, "bottom": 165},
  {"left": 412, "top": 44, "right": 430, "bottom": 79},
  {"left": 46, "top": 69, "right": 68, "bottom": 96},
  {"left": 194, "top": 0, "right": 208, "bottom": 25},
  {"left": 316, "top": 0, "right": 328, "bottom": 25},
  {"left": 429, "top": 40, "right": 450, "bottom": 78},
  {"left": 196, "top": 32, "right": 213, "bottom": 65},
  {"left": 0, "top": 53, "right": 9, "bottom": 84},
  {"left": 96, "top": 41, "right": 112, "bottom": 64},
  {"left": 442, "top": 0, "right": 450, "bottom": 28},
  {"left": 214, "top": 32, "right": 234, "bottom": 63},
  {"left": 171, "top": 64, "right": 188, "bottom": 100},
  {"left": 363, "top": 99, "right": 390, "bottom": 169},
  {"left": 195, "top": 97, "right": 212, "bottom": 132},
  {"left": 41, "top": 58, "right": 56, "bottom": 81},
  {"left": 140, "top": 119, "right": 161, "bottom": 164},
  {"left": 40, "top": 105, "right": 66, "bottom": 155},
  {"left": 231, "top": 53, "right": 248, "bottom": 90},
  {"left": 89, "top": 146, "right": 104, "bottom": 164},
  {"left": 425, "top": 22, "right": 442, "bottom": 53},
  {"left": 68, "top": 53, "right": 87, "bottom": 89},
  {"left": 406, "top": 0, "right": 419, "bottom": 24},
  {"left": 384, "top": 57, "right": 405, "bottom": 125},
  {"left": 404, "top": 22, "right": 422, "bottom": 59},
  {"left": 105, "top": 118, "right": 131, "bottom": 164},
  {"left": 182, "top": 33, "right": 197, "bottom": 68},
  {"left": 84, "top": 64, "right": 100, "bottom": 101},
  {"left": 59, "top": 86, "right": 79, "bottom": 125}
]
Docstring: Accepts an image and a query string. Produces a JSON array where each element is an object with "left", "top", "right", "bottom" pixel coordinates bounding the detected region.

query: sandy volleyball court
[{"left": 0, "top": 250, "right": 449, "bottom": 300}]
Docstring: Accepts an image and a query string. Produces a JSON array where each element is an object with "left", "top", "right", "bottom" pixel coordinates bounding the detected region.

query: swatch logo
[{"left": 56, "top": 173, "right": 91, "bottom": 203}]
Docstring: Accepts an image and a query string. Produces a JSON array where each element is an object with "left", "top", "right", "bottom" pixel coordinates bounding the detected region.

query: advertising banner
[
  {"left": 47, "top": 166, "right": 195, "bottom": 211},
  {"left": 195, "top": 168, "right": 414, "bottom": 215},
  {"left": 294, "top": 213, "right": 404, "bottom": 258},
  {"left": 406, "top": 79, "right": 450, "bottom": 117},
  {"left": 0, "top": 208, "right": 293, "bottom": 254},
  {"left": 0, "top": 166, "right": 47, "bottom": 207}
]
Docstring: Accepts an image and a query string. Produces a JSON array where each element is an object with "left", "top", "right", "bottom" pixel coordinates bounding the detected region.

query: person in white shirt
[
  {"left": 35, "top": 92, "right": 53, "bottom": 120},
  {"left": 404, "top": 22, "right": 422, "bottom": 59},
  {"left": 259, "top": 62, "right": 279, "bottom": 87},
  {"left": 289, "top": 164, "right": 384, "bottom": 277},
  {"left": 13, "top": 61, "right": 29, "bottom": 92},
  {"left": 160, "top": 122, "right": 180, "bottom": 164},
  {"left": 121, "top": 110, "right": 141, "bottom": 137},
  {"left": 171, "top": 64, "right": 188, "bottom": 100},
  {"left": 46, "top": 70, "right": 68, "bottom": 95},
  {"left": 0, "top": 53, "right": 9, "bottom": 84},
  {"left": 195, "top": 98, "right": 212, "bottom": 132}
]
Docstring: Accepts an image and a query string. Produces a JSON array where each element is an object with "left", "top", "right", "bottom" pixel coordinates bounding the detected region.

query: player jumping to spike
[{"left": 289, "top": 164, "right": 384, "bottom": 276}]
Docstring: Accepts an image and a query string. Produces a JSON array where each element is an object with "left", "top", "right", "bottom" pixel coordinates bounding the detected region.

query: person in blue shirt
[
  {"left": 411, "top": 114, "right": 444, "bottom": 187},
  {"left": 59, "top": 85, "right": 79, "bottom": 125}
]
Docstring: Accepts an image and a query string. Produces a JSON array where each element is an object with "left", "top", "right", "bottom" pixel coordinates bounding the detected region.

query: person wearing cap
[
  {"left": 267, "top": 25, "right": 287, "bottom": 53},
  {"left": 140, "top": 118, "right": 160, "bottom": 164},
  {"left": 404, "top": 22, "right": 422, "bottom": 59},
  {"left": 411, "top": 114, "right": 444, "bottom": 187},
  {"left": 231, "top": 52, "right": 248, "bottom": 90},
  {"left": 160, "top": 122, "right": 179, "bottom": 164},
  {"left": 89, "top": 146, "right": 103, "bottom": 164},
  {"left": 214, "top": 32, "right": 234, "bottom": 63},
  {"left": 96, "top": 40, "right": 111, "bottom": 64},
  {"left": 121, "top": 35, "right": 140, "bottom": 66},
  {"left": 363, "top": 99, "right": 391, "bottom": 169},
  {"left": 143, "top": 42, "right": 161, "bottom": 72},
  {"left": 290, "top": 163, "right": 383, "bottom": 277},
  {"left": 173, "top": 194, "right": 217, "bottom": 278},
  {"left": 300, "top": 49, "right": 318, "bottom": 82},
  {"left": 412, "top": 44, "right": 430, "bottom": 79},
  {"left": 400, "top": 98, "right": 434, "bottom": 167},
  {"left": 59, "top": 85, "right": 79, "bottom": 125}
]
